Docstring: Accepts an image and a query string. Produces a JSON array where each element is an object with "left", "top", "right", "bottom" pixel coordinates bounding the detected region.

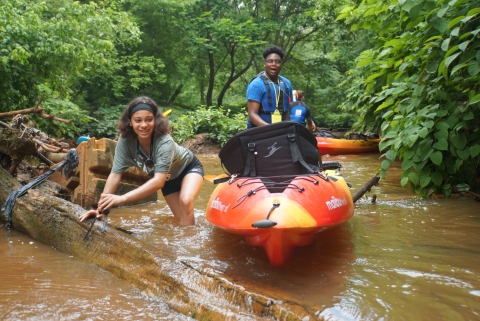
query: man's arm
[{"left": 247, "top": 100, "right": 269, "bottom": 127}]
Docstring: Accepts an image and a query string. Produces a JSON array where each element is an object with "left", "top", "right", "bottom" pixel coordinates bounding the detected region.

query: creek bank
[{"left": 180, "top": 133, "right": 221, "bottom": 154}]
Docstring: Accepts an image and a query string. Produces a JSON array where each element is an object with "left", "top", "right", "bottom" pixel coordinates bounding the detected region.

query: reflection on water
[{"left": 1, "top": 153, "right": 480, "bottom": 320}]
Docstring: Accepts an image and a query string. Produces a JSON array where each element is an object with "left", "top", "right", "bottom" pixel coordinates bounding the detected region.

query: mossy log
[{"left": 0, "top": 167, "right": 313, "bottom": 321}]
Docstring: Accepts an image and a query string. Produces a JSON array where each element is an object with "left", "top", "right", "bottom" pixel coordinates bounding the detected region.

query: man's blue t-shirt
[{"left": 246, "top": 75, "right": 293, "bottom": 128}]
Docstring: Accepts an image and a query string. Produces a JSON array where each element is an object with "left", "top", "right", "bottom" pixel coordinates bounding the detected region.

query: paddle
[{"left": 204, "top": 173, "right": 230, "bottom": 184}]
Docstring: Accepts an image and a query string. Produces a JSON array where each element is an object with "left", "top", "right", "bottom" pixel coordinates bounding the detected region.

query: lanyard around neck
[
  {"left": 137, "top": 135, "right": 154, "bottom": 161},
  {"left": 266, "top": 77, "right": 281, "bottom": 109}
]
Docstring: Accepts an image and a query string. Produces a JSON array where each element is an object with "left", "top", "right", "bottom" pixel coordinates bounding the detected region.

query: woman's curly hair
[{"left": 118, "top": 96, "right": 170, "bottom": 138}]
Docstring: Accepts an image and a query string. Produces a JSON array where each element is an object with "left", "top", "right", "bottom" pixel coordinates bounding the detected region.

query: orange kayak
[
  {"left": 205, "top": 170, "right": 354, "bottom": 267},
  {"left": 316, "top": 137, "right": 381, "bottom": 155}
]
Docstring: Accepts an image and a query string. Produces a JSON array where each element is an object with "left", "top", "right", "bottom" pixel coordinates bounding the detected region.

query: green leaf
[
  {"left": 402, "top": 159, "right": 414, "bottom": 170},
  {"left": 409, "top": 134, "right": 419, "bottom": 145},
  {"left": 404, "top": 150, "right": 414, "bottom": 160},
  {"left": 418, "top": 127, "right": 429, "bottom": 138},
  {"left": 430, "top": 151, "right": 443, "bottom": 165},
  {"left": 457, "top": 148, "right": 470, "bottom": 160},
  {"left": 447, "top": 16, "right": 466, "bottom": 31},
  {"left": 442, "top": 184, "right": 452, "bottom": 197},
  {"left": 451, "top": 63, "right": 468, "bottom": 75},
  {"left": 464, "top": 111, "right": 474, "bottom": 120},
  {"left": 450, "top": 27, "right": 460, "bottom": 37},
  {"left": 467, "top": 8, "right": 480, "bottom": 16},
  {"left": 420, "top": 175, "right": 431, "bottom": 188},
  {"left": 375, "top": 99, "right": 395, "bottom": 111},
  {"left": 381, "top": 159, "right": 391, "bottom": 170},
  {"left": 445, "top": 52, "right": 461, "bottom": 68},
  {"left": 409, "top": 172, "right": 419, "bottom": 185},
  {"left": 470, "top": 144, "right": 480, "bottom": 158},
  {"left": 437, "top": 6, "right": 448, "bottom": 18},
  {"left": 451, "top": 134, "right": 467, "bottom": 149},
  {"left": 431, "top": 172, "right": 443, "bottom": 186},
  {"left": 433, "top": 139, "right": 448, "bottom": 150},
  {"left": 401, "top": 176, "right": 409, "bottom": 187},
  {"left": 455, "top": 158, "right": 463, "bottom": 171},
  {"left": 385, "top": 150, "right": 397, "bottom": 161},
  {"left": 458, "top": 40, "right": 470, "bottom": 52},
  {"left": 441, "top": 38, "right": 450, "bottom": 51},
  {"left": 468, "top": 61, "right": 480, "bottom": 76}
]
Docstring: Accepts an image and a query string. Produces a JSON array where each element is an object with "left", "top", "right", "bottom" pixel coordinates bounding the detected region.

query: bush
[
  {"left": 171, "top": 106, "right": 247, "bottom": 146},
  {"left": 76, "top": 105, "right": 124, "bottom": 139}
]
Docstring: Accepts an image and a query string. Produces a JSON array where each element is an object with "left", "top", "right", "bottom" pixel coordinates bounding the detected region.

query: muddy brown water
[{"left": 1, "top": 153, "right": 480, "bottom": 320}]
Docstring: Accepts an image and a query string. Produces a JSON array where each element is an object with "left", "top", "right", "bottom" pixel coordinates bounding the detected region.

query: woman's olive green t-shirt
[{"left": 111, "top": 134, "right": 193, "bottom": 181}]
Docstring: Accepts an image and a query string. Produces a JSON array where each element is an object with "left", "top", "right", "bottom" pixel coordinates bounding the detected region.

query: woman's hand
[
  {"left": 79, "top": 209, "right": 102, "bottom": 222},
  {"left": 97, "top": 193, "right": 126, "bottom": 212}
]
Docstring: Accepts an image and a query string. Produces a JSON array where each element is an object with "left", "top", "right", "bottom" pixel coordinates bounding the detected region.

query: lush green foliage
[
  {"left": 340, "top": 0, "right": 480, "bottom": 195},
  {"left": 75, "top": 105, "right": 125, "bottom": 139},
  {"left": 171, "top": 106, "right": 247, "bottom": 146}
]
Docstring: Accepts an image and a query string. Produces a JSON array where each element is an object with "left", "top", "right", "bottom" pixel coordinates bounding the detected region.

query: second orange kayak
[{"left": 316, "top": 137, "right": 381, "bottom": 155}]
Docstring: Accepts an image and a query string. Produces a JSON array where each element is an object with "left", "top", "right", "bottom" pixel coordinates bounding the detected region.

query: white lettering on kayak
[
  {"left": 211, "top": 197, "right": 230, "bottom": 213},
  {"left": 326, "top": 196, "right": 348, "bottom": 210}
]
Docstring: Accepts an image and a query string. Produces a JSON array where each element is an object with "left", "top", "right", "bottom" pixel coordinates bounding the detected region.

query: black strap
[
  {"left": 287, "top": 127, "right": 314, "bottom": 173},
  {"left": 257, "top": 72, "right": 287, "bottom": 115},
  {"left": 243, "top": 140, "right": 256, "bottom": 177}
]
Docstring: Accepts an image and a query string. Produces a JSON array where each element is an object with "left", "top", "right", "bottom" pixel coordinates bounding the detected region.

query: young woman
[{"left": 79, "top": 96, "right": 204, "bottom": 225}]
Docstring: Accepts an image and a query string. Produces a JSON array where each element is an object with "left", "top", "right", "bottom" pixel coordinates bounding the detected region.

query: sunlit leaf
[
  {"left": 447, "top": 16, "right": 466, "bottom": 31},
  {"left": 451, "top": 63, "right": 468, "bottom": 75},
  {"left": 445, "top": 52, "right": 461, "bottom": 68}
]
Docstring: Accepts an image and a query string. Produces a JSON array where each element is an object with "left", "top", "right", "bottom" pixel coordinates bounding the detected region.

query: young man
[
  {"left": 246, "top": 45, "right": 293, "bottom": 128},
  {"left": 289, "top": 90, "right": 316, "bottom": 131}
]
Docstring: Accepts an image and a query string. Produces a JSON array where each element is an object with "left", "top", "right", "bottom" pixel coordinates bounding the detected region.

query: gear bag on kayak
[{"left": 219, "top": 121, "right": 321, "bottom": 177}]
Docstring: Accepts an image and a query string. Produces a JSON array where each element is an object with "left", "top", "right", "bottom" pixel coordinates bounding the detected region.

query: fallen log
[
  {"left": 0, "top": 167, "right": 315, "bottom": 320},
  {"left": 353, "top": 175, "right": 380, "bottom": 203},
  {"left": 0, "top": 107, "right": 72, "bottom": 124}
]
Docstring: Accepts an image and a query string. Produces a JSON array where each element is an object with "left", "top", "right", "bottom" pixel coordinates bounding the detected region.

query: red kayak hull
[{"left": 205, "top": 172, "right": 354, "bottom": 266}]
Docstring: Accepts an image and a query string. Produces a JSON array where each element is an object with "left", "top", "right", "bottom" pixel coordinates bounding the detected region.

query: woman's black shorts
[{"left": 161, "top": 156, "right": 204, "bottom": 196}]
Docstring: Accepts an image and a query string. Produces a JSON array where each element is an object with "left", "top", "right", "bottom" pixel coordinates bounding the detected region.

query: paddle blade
[{"left": 204, "top": 174, "right": 230, "bottom": 184}]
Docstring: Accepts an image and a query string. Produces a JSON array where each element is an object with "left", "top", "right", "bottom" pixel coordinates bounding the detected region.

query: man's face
[{"left": 263, "top": 53, "right": 283, "bottom": 78}]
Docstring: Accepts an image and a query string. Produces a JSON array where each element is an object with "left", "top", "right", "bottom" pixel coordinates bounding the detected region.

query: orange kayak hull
[
  {"left": 316, "top": 137, "right": 380, "bottom": 155},
  {"left": 205, "top": 173, "right": 354, "bottom": 266}
]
